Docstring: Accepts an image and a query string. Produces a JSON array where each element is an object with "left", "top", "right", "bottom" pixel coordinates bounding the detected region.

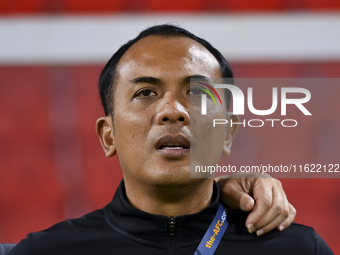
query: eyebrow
[
  {"left": 129, "top": 75, "right": 212, "bottom": 85},
  {"left": 182, "top": 75, "right": 212, "bottom": 84},
  {"left": 130, "top": 76, "right": 162, "bottom": 85}
]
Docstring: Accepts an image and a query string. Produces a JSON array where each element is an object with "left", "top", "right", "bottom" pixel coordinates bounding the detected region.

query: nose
[{"left": 155, "top": 93, "right": 190, "bottom": 125}]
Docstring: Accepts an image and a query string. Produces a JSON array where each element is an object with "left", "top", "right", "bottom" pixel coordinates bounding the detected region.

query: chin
[{"left": 146, "top": 167, "right": 198, "bottom": 188}]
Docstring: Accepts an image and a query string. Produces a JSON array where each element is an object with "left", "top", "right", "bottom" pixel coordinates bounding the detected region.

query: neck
[{"left": 124, "top": 178, "right": 214, "bottom": 218}]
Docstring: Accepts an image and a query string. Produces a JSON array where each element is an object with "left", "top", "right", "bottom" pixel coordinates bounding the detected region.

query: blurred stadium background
[{"left": 0, "top": 0, "right": 339, "bottom": 253}]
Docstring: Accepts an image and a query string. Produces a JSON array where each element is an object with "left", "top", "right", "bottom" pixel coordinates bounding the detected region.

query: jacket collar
[{"left": 105, "top": 180, "right": 221, "bottom": 246}]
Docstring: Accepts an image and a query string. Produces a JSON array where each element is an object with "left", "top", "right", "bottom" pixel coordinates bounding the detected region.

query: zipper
[
  {"left": 168, "top": 216, "right": 176, "bottom": 236},
  {"left": 168, "top": 216, "right": 176, "bottom": 255}
]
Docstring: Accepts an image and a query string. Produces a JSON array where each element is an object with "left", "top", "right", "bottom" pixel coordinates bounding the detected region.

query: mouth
[{"left": 156, "top": 135, "right": 190, "bottom": 158}]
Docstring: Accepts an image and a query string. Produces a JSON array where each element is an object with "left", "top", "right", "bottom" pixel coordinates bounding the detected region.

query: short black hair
[{"left": 99, "top": 24, "right": 233, "bottom": 117}]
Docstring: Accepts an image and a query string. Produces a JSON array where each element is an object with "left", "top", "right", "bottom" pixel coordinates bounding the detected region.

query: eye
[
  {"left": 135, "top": 89, "right": 157, "bottom": 98},
  {"left": 188, "top": 87, "right": 207, "bottom": 95}
]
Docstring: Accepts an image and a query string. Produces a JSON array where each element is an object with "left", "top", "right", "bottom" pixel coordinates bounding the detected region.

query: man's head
[
  {"left": 98, "top": 24, "right": 233, "bottom": 118},
  {"left": 96, "top": 25, "right": 238, "bottom": 189}
]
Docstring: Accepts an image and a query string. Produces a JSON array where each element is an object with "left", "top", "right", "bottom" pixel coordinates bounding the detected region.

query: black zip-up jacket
[{"left": 9, "top": 180, "right": 333, "bottom": 255}]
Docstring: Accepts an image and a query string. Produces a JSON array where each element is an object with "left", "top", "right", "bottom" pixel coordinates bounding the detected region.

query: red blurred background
[{"left": 0, "top": 0, "right": 339, "bottom": 253}]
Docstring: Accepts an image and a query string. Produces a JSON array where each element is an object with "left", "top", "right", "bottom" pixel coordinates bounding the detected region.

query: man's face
[{"left": 110, "top": 35, "right": 228, "bottom": 187}]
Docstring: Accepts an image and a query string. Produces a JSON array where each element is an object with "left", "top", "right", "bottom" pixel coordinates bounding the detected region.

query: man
[{"left": 8, "top": 25, "right": 332, "bottom": 254}]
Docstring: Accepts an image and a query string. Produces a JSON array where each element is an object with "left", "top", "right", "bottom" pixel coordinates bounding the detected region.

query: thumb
[
  {"left": 238, "top": 193, "right": 255, "bottom": 212},
  {"left": 219, "top": 179, "right": 255, "bottom": 211}
]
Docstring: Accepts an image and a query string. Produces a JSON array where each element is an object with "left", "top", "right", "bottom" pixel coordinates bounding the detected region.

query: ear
[
  {"left": 222, "top": 114, "right": 239, "bottom": 156},
  {"left": 96, "top": 116, "right": 116, "bottom": 157}
]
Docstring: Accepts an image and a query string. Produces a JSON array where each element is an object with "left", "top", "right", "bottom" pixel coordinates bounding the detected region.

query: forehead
[{"left": 116, "top": 35, "right": 221, "bottom": 79}]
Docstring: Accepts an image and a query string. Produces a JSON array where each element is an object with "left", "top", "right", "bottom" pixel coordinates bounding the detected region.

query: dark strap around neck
[{"left": 194, "top": 203, "right": 228, "bottom": 255}]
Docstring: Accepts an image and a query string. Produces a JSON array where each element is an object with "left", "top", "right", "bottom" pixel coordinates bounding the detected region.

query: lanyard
[{"left": 194, "top": 203, "right": 228, "bottom": 255}]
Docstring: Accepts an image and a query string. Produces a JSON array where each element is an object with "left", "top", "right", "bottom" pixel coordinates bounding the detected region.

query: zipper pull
[{"left": 168, "top": 216, "right": 176, "bottom": 236}]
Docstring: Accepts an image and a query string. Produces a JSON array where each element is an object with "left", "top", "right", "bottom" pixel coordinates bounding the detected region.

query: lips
[{"left": 156, "top": 135, "right": 190, "bottom": 158}]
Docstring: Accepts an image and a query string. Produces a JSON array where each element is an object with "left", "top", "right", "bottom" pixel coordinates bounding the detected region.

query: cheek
[
  {"left": 191, "top": 104, "right": 227, "bottom": 166},
  {"left": 113, "top": 106, "right": 153, "bottom": 154}
]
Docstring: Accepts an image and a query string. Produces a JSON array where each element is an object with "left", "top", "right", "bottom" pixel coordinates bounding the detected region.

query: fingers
[
  {"left": 276, "top": 203, "right": 296, "bottom": 231},
  {"left": 247, "top": 186, "right": 288, "bottom": 235},
  {"left": 253, "top": 203, "right": 296, "bottom": 236},
  {"left": 217, "top": 174, "right": 296, "bottom": 236},
  {"left": 245, "top": 181, "right": 274, "bottom": 234},
  {"left": 245, "top": 178, "right": 295, "bottom": 236},
  {"left": 256, "top": 192, "right": 289, "bottom": 235}
]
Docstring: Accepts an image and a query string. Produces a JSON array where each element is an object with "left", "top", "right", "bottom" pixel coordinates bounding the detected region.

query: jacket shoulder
[
  {"left": 217, "top": 209, "right": 334, "bottom": 255},
  {"left": 9, "top": 208, "right": 111, "bottom": 255}
]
